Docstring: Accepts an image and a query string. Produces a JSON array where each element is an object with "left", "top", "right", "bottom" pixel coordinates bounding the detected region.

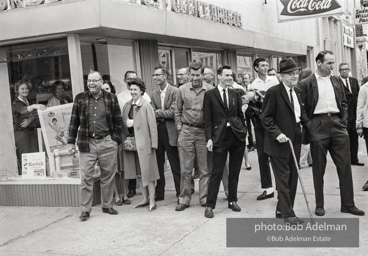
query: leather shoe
[
  {"left": 127, "top": 190, "right": 136, "bottom": 198},
  {"left": 79, "top": 211, "right": 90, "bottom": 221},
  {"left": 115, "top": 199, "right": 123, "bottom": 206},
  {"left": 228, "top": 202, "right": 241, "bottom": 212},
  {"left": 284, "top": 217, "right": 304, "bottom": 225},
  {"left": 315, "top": 207, "right": 325, "bottom": 216},
  {"left": 102, "top": 208, "right": 118, "bottom": 215},
  {"left": 362, "top": 180, "right": 368, "bottom": 191},
  {"left": 341, "top": 206, "right": 365, "bottom": 216},
  {"left": 351, "top": 162, "right": 364, "bottom": 166},
  {"left": 175, "top": 203, "right": 189, "bottom": 211},
  {"left": 204, "top": 207, "right": 214, "bottom": 218},
  {"left": 122, "top": 199, "right": 131, "bottom": 205},
  {"left": 275, "top": 211, "right": 282, "bottom": 218},
  {"left": 257, "top": 191, "right": 274, "bottom": 200}
]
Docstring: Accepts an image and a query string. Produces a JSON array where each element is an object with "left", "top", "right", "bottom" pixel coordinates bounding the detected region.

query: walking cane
[{"left": 287, "top": 139, "right": 314, "bottom": 223}]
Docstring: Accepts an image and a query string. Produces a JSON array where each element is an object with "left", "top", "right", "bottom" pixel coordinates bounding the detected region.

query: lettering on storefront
[
  {"left": 0, "top": 0, "right": 62, "bottom": 12},
  {"left": 129, "top": 0, "right": 242, "bottom": 28}
]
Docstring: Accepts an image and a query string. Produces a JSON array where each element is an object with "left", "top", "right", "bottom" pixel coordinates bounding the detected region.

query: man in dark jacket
[{"left": 261, "top": 59, "right": 307, "bottom": 225}]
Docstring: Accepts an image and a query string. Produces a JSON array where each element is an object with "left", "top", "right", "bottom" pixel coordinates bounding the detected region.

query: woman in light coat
[{"left": 122, "top": 78, "right": 160, "bottom": 211}]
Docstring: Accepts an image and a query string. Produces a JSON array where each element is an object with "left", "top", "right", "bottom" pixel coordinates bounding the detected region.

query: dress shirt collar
[
  {"left": 217, "top": 85, "right": 228, "bottom": 94},
  {"left": 160, "top": 84, "right": 168, "bottom": 93},
  {"left": 132, "top": 97, "right": 141, "bottom": 106}
]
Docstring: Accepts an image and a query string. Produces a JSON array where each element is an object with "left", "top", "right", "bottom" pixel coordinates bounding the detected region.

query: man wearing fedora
[
  {"left": 299, "top": 50, "right": 364, "bottom": 217},
  {"left": 261, "top": 59, "right": 307, "bottom": 225}
]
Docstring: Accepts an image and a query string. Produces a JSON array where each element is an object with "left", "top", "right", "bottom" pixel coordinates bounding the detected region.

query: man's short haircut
[
  {"left": 154, "top": 66, "right": 169, "bottom": 76},
  {"left": 217, "top": 65, "right": 232, "bottom": 76},
  {"left": 88, "top": 70, "right": 103, "bottom": 80},
  {"left": 124, "top": 71, "right": 137, "bottom": 80},
  {"left": 253, "top": 58, "right": 267, "bottom": 72},
  {"left": 189, "top": 62, "right": 203, "bottom": 72},
  {"left": 268, "top": 68, "right": 276, "bottom": 73},
  {"left": 339, "top": 62, "right": 349, "bottom": 69},
  {"left": 201, "top": 65, "right": 214, "bottom": 74},
  {"left": 177, "top": 66, "right": 189, "bottom": 74},
  {"left": 315, "top": 50, "right": 334, "bottom": 63},
  {"left": 127, "top": 78, "right": 146, "bottom": 95},
  {"left": 242, "top": 72, "right": 251, "bottom": 79}
]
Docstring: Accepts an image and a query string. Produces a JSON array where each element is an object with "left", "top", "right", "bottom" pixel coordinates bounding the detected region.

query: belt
[
  {"left": 182, "top": 122, "right": 204, "bottom": 128},
  {"left": 89, "top": 133, "right": 109, "bottom": 139},
  {"left": 157, "top": 119, "right": 165, "bottom": 123},
  {"left": 313, "top": 113, "right": 339, "bottom": 118}
]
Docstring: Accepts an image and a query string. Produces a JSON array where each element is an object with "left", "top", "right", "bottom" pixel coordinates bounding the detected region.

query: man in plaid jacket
[{"left": 67, "top": 70, "right": 122, "bottom": 221}]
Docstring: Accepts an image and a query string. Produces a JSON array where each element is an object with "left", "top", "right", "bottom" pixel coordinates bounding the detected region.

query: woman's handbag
[{"left": 123, "top": 136, "right": 137, "bottom": 151}]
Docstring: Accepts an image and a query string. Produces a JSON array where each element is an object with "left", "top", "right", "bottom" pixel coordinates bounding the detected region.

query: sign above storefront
[
  {"left": 128, "top": 0, "right": 242, "bottom": 28},
  {"left": 277, "top": 0, "right": 343, "bottom": 23},
  {"left": 0, "top": 0, "right": 69, "bottom": 12}
]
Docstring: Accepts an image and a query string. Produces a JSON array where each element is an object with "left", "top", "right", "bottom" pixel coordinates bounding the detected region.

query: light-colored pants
[
  {"left": 79, "top": 135, "right": 118, "bottom": 212},
  {"left": 177, "top": 125, "right": 209, "bottom": 206}
]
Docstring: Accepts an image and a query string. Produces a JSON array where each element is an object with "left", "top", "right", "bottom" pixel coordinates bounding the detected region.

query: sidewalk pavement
[{"left": 1, "top": 140, "right": 367, "bottom": 256}]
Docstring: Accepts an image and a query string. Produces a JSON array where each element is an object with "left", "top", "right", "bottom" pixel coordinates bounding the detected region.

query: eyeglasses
[
  {"left": 152, "top": 74, "right": 164, "bottom": 77},
  {"left": 176, "top": 73, "right": 186, "bottom": 76},
  {"left": 269, "top": 73, "right": 276, "bottom": 76},
  {"left": 339, "top": 68, "right": 350, "bottom": 71},
  {"left": 285, "top": 71, "right": 300, "bottom": 77},
  {"left": 87, "top": 79, "right": 101, "bottom": 83}
]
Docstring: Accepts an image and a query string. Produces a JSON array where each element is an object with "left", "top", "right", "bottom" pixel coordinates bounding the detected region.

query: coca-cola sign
[{"left": 280, "top": 0, "right": 341, "bottom": 16}]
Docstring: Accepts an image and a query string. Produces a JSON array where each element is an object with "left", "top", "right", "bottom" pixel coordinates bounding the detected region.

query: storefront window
[
  {"left": 80, "top": 37, "right": 136, "bottom": 93},
  {"left": 0, "top": 39, "right": 72, "bottom": 174}
]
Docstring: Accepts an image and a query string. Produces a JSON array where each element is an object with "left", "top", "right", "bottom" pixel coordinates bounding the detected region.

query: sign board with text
[
  {"left": 277, "top": 0, "right": 343, "bottom": 23},
  {"left": 22, "top": 152, "right": 46, "bottom": 178}
]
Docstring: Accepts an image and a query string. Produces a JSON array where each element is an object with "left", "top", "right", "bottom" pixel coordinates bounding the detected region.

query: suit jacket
[
  {"left": 150, "top": 84, "right": 179, "bottom": 146},
  {"left": 204, "top": 87, "right": 247, "bottom": 148},
  {"left": 261, "top": 83, "right": 306, "bottom": 158},
  {"left": 340, "top": 77, "right": 359, "bottom": 123},
  {"left": 299, "top": 74, "right": 348, "bottom": 143}
]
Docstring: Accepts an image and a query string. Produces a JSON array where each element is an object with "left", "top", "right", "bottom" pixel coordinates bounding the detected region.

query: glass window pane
[
  {"left": 80, "top": 37, "right": 135, "bottom": 94},
  {"left": 2, "top": 39, "right": 71, "bottom": 174}
]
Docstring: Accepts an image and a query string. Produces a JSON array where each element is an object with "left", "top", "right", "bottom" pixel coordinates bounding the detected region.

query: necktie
[
  {"left": 223, "top": 89, "right": 228, "bottom": 109},
  {"left": 289, "top": 89, "right": 294, "bottom": 110},
  {"left": 345, "top": 79, "right": 351, "bottom": 92}
]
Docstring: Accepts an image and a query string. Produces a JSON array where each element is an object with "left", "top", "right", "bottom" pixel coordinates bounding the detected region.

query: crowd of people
[{"left": 13, "top": 50, "right": 368, "bottom": 224}]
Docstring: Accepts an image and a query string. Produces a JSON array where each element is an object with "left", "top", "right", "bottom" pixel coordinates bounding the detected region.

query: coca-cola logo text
[{"left": 280, "top": 0, "right": 341, "bottom": 16}]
